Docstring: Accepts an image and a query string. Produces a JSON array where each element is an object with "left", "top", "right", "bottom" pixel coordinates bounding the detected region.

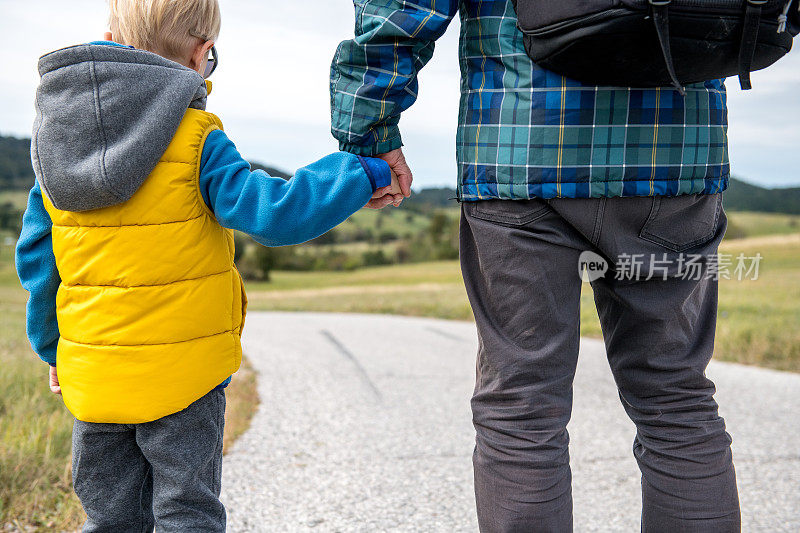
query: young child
[{"left": 15, "top": 0, "right": 399, "bottom": 529}]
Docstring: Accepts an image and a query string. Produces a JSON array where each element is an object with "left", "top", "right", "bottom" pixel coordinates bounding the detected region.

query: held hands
[
  {"left": 365, "top": 148, "right": 413, "bottom": 210},
  {"left": 48, "top": 366, "right": 61, "bottom": 395},
  {"left": 367, "top": 170, "right": 402, "bottom": 209}
]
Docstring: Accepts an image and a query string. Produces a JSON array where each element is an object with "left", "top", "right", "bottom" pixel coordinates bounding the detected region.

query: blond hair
[{"left": 108, "top": 0, "right": 221, "bottom": 62}]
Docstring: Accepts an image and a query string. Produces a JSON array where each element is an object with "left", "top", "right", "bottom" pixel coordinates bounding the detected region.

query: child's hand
[
  {"left": 48, "top": 366, "right": 61, "bottom": 395},
  {"left": 388, "top": 169, "right": 403, "bottom": 196},
  {"left": 365, "top": 169, "right": 404, "bottom": 209}
]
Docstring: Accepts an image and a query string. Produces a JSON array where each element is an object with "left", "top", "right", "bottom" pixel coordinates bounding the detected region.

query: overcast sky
[{"left": 1, "top": 0, "right": 798, "bottom": 189}]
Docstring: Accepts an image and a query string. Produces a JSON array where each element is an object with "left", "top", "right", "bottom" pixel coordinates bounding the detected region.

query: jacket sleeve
[
  {"left": 198, "top": 129, "right": 391, "bottom": 246},
  {"left": 15, "top": 182, "right": 60, "bottom": 366},
  {"left": 330, "top": 0, "right": 459, "bottom": 156}
]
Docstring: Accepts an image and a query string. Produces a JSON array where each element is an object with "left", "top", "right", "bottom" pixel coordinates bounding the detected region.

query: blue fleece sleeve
[
  {"left": 198, "top": 129, "right": 391, "bottom": 246},
  {"left": 15, "top": 182, "right": 60, "bottom": 366}
]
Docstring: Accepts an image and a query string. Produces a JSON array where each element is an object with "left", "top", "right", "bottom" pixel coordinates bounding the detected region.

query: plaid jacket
[{"left": 330, "top": 0, "right": 730, "bottom": 200}]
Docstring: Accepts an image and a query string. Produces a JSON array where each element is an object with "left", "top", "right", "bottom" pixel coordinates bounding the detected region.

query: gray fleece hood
[{"left": 31, "top": 43, "right": 209, "bottom": 212}]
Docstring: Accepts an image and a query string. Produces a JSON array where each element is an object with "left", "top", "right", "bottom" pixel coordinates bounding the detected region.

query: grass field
[
  {"left": 727, "top": 211, "right": 800, "bottom": 237},
  {"left": 245, "top": 233, "right": 800, "bottom": 372},
  {"left": 1, "top": 215, "right": 799, "bottom": 529},
  {"left": 341, "top": 208, "right": 433, "bottom": 237},
  {"left": 0, "top": 191, "right": 28, "bottom": 210},
  {"left": 0, "top": 237, "right": 82, "bottom": 529}
]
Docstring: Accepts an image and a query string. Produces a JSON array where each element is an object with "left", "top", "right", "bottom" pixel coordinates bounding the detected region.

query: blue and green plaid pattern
[{"left": 331, "top": 0, "right": 730, "bottom": 200}]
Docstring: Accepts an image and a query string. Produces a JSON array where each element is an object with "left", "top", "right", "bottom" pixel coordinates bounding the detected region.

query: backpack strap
[
  {"left": 738, "top": 0, "right": 767, "bottom": 90},
  {"left": 649, "top": 0, "right": 686, "bottom": 96}
]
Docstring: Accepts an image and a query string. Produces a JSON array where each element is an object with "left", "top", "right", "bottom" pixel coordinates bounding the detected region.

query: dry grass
[
  {"left": 223, "top": 355, "right": 259, "bottom": 454},
  {"left": 248, "top": 282, "right": 473, "bottom": 321},
  {"left": 714, "top": 236, "right": 800, "bottom": 370},
  {"left": 0, "top": 258, "right": 85, "bottom": 530},
  {"left": 0, "top": 348, "right": 259, "bottom": 531},
  {"left": 246, "top": 236, "right": 800, "bottom": 372}
]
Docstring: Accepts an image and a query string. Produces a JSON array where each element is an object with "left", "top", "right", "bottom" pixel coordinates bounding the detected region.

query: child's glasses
[{"left": 203, "top": 45, "right": 218, "bottom": 79}]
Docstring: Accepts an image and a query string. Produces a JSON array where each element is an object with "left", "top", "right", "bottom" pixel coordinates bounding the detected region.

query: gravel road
[{"left": 221, "top": 312, "right": 800, "bottom": 532}]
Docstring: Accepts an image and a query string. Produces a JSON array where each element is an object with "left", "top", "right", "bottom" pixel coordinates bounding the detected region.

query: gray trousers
[
  {"left": 72, "top": 389, "right": 226, "bottom": 532},
  {"left": 460, "top": 194, "right": 740, "bottom": 533}
]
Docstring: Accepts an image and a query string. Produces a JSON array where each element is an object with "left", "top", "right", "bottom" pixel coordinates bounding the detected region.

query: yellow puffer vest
[{"left": 43, "top": 108, "right": 246, "bottom": 424}]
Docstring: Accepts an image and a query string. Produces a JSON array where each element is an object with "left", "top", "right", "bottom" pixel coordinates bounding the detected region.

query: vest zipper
[{"left": 520, "top": 9, "right": 632, "bottom": 37}]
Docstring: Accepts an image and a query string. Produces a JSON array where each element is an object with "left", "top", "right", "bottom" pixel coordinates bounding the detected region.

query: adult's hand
[
  {"left": 364, "top": 148, "right": 413, "bottom": 209},
  {"left": 378, "top": 148, "right": 413, "bottom": 198}
]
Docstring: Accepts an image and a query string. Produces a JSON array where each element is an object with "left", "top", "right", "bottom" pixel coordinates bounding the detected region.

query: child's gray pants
[
  {"left": 460, "top": 193, "right": 740, "bottom": 533},
  {"left": 71, "top": 388, "right": 226, "bottom": 532}
]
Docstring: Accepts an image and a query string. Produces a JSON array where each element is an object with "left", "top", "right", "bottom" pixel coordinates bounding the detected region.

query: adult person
[{"left": 330, "top": 1, "right": 740, "bottom": 531}]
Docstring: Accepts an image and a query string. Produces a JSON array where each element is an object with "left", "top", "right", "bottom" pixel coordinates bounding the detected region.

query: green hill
[
  {"left": 0, "top": 135, "right": 34, "bottom": 190},
  {"left": 723, "top": 177, "right": 800, "bottom": 214}
]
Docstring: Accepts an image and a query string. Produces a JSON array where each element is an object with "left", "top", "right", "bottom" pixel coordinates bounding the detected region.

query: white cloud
[
  {"left": 726, "top": 52, "right": 800, "bottom": 186},
  {"left": 0, "top": 0, "right": 796, "bottom": 189}
]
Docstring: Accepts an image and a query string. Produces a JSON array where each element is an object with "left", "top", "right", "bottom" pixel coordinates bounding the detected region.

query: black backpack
[{"left": 512, "top": 0, "right": 800, "bottom": 94}]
